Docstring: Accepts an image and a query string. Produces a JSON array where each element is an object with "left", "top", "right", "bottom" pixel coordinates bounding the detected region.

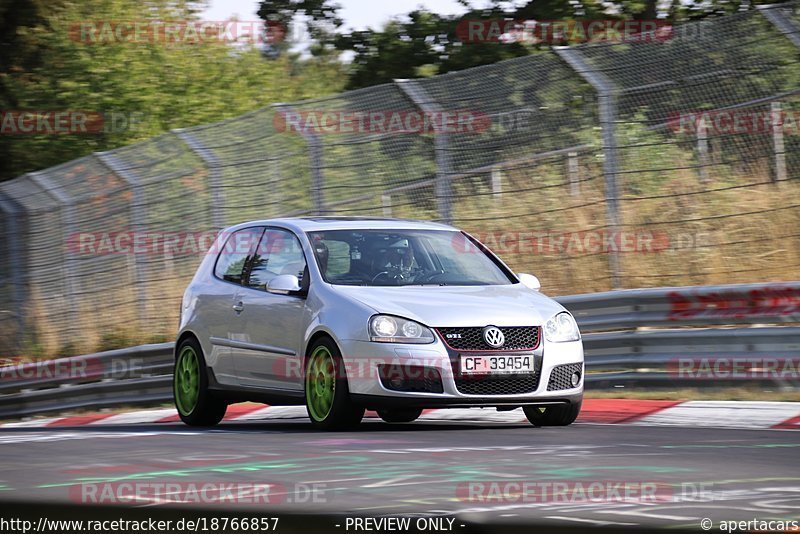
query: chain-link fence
[{"left": 2, "top": 4, "right": 800, "bottom": 356}]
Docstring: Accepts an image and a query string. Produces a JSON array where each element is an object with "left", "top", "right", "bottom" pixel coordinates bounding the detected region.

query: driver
[{"left": 377, "top": 239, "right": 416, "bottom": 276}]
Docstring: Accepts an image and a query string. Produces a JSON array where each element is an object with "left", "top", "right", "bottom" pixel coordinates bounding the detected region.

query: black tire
[
  {"left": 304, "top": 337, "right": 365, "bottom": 430},
  {"left": 173, "top": 337, "right": 227, "bottom": 427},
  {"left": 523, "top": 400, "right": 582, "bottom": 427},
  {"left": 377, "top": 408, "right": 423, "bottom": 423}
]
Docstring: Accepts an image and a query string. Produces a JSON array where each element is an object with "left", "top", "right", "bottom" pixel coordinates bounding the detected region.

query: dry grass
[{"left": 446, "top": 146, "right": 800, "bottom": 296}]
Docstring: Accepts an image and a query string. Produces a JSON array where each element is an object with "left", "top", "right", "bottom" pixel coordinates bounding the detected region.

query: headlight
[
  {"left": 544, "top": 312, "right": 580, "bottom": 343},
  {"left": 369, "top": 315, "right": 435, "bottom": 344}
]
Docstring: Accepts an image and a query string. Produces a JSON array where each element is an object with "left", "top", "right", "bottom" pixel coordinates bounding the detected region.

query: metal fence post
[
  {"left": 555, "top": 47, "right": 622, "bottom": 289},
  {"left": 567, "top": 151, "right": 580, "bottom": 197},
  {"left": 491, "top": 167, "right": 503, "bottom": 200},
  {"left": 396, "top": 79, "right": 454, "bottom": 224},
  {"left": 275, "top": 104, "right": 325, "bottom": 214},
  {"left": 308, "top": 136, "right": 324, "bottom": 215},
  {"left": 26, "top": 172, "right": 80, "bottom": 340},
  {"left": 96, "top": 152, "right": 148, "bottom": 329},
  {"left": 758, "top": 4, "right": 800, "bottom": 48},
  {"left": 771, "top": 101, "right": 787, "bottom": 184},
  {"left": 381, "top": 194, "right": 393, "bottom": 217},
  {"left": 0, "top": 189, "right": 27, "bottom": 346},
  {"left": 756, "top": 5, "right": 799, "bottom": 185},
  {"left": 697, "top": 116, "right": 710, "bottom": 184},
  {"left": 174, "top": 129, "right": 226, "bottom": 229}
]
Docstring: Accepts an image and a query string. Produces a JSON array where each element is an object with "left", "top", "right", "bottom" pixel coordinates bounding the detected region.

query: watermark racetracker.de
[
  {"left": 1, "top": 356, "right": 156, "bottom": 382},
  {"left": 70, "top": 481, "right": 328, "bottom": 505},
  {"left": 64, "top": 228, "right": 716, "bottom": 259},
  {"left": 68, "top": 20, "right": 286, "bottom": 45},
  {"left": 668, "top": 109, "right": 800, "bottom": 136},
  {"left": 273, "top": 109, "right": 492, "bottom": 135},
  {"left": 670, "top": 357, "right": 800, "bottom": 380},
  {"left": 455, "top": 480, "right": 716, "bottom": 503},
  {"left": 1, "top": 111, "right": 145, "bottom": 135},
  {"left": 455, "top": 19, "right": 675, "bottom": 44}
]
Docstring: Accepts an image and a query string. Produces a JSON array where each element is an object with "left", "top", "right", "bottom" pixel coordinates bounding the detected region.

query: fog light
[{"left": 570, "top": 371, "right": 581, "bottom": 387}]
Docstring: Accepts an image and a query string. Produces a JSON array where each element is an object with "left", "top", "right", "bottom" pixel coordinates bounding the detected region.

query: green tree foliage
[
  {"left": 0, "top": 0, "right": 345, "bottom": 181},
  {"left": 257, "top": 0, "right": 343, "bottom": 56},
  {"left": 258, "top": 0, "right": 786, "bottom": 90}
]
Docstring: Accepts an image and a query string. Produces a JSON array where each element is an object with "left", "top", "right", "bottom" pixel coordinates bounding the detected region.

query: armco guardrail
[
  {"left": 560, "top": 281, "right": 800, "bottom": 330},
  {"left": 0, "top": 343, "right": 174, "bottom": 419},
  {"left": 0, "top": 282, "right": 798, "bottom": 419}
]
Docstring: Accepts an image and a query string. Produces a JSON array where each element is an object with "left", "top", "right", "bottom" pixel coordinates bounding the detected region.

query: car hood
[{"left": 330, "top": 283, "right": 565, "bottom": 327}]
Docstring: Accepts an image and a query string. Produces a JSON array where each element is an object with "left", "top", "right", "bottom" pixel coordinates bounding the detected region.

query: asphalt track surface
[{"left": 1, "top": 415, "right": 799, "bottom": 531}]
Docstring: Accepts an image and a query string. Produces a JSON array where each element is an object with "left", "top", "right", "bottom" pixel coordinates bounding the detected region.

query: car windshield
[{"left": 306, "top": 229, "right": 515, "bottom": 286}]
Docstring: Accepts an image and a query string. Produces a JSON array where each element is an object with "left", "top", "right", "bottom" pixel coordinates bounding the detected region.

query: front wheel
[
  {"left": 523, "top": 401, "right": 581, "bottom": 427},
  {"left": 305, "top": 338, "right": 364, "bottom": 430},
  {"left": 173, "top": 338, "right": 227, "bottom": 426},
  {"left": 377, "top": 408, "right": 423, "bottom": 423}
]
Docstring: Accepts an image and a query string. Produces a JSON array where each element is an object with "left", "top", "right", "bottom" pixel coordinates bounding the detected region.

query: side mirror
[
  {"left": 517, "top": 273, "right": 541, "bottom": 291},
  {"left": 266, "top": 274, "right": 305, "bottom": 296}
]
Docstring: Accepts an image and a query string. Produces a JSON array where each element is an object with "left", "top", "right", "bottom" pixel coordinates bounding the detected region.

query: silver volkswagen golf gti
[{"left": 174, "top": 217, "right": 584, "bottom": 430}]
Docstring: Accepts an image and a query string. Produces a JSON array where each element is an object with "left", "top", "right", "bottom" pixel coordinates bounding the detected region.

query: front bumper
[{"left": 339, "top": 336, "right": 584, "bottom": 407}]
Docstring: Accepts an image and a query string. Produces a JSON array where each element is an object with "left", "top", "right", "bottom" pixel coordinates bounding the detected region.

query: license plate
[{"left": 460, "top": 354, "right": 535, "bottom": 375}]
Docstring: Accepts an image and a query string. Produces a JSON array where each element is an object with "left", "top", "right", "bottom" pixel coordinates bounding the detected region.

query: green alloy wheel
[
  {"left": 175, "top": 345, "right": 200, "bottom": 415},
  {"left": 306, "top": 345, "right": 336, "bottom": 422},
  {"left": 173, "top": 338, "right": 227, "bottom": 426},
  {"left": 304, "top": 337, "right": 364, "bottom": 430}
]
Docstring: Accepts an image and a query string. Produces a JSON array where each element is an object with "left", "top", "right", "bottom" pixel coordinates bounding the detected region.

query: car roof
[{"left": 226, "top": 217, "right": 458, "bottom": 233}]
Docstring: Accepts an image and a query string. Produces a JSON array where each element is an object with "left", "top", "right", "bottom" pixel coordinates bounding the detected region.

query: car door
[
  {"left": 206, "top": 226, "right": 264, "bottom": 386},
  {"left": 231, "top": 227, "right": 308, "bottom": 391}
]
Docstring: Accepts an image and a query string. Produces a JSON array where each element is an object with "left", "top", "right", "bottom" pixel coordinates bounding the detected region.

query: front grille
[
  {"left": 378, "top": 365, "right": 444, "bottom": 394},
  {"left": 454, "top": 369, "right": 542, "bottom": 395},
  {"left": 547, "top": 363, "right": 583, "bottom": 391},
  {"left": 436, "top": 326, "right": 540, "bottom": 352}
]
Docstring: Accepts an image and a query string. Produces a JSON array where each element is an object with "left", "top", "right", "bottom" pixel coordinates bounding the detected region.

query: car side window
[
  {"left": 213, "top": 227, "right": 264, "bottom": 285},
  {"left": 308, "top": 234, "right": 351, "bottom": 279},
  {"left": 323, "top": 240, "right": 351, "bottom": 277},
  {"left": 248, "top": 229, "right": 307, "bottom": 290}
]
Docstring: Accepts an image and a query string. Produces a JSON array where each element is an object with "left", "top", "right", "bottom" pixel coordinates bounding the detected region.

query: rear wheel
[
  {"left": 377, "top": 408, "right": 423, "bottom": 423},
  {"left": 523, "top": 401, "right": 581, "bottom": 427},
  {"left": 174, "top": 338, "right": 227, "bottom": 426},
  {"left": 305, "top": 338, "right": 364, "bottom": 430}
]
